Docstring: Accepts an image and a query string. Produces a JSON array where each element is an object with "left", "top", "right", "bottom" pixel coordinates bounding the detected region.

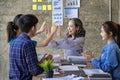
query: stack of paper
[
  {"left": 83, "top": 69, "right": 111, "bottom": 79},
  {"left": 66, "top": 56, "right": 88, "bottom": 63},
  {"left": 59, "top": 65, "right": 79, "bottom": 71}
]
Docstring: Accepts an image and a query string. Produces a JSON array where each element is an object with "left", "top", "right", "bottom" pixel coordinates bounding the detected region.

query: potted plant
[{"left": 39, "top": 59, "right": 54, "bottom": 78}]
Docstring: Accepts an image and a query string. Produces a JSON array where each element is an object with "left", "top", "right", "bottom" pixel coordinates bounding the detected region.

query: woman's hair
[
  {"left": 102, "top": 21, "right": 120, "bottom": 48},
  {"left": 67, "top": 18, "right": 86, "bottom": 38},
  {"left": 18, "top": 14, "right": 38, "bottom": 33},
  {"left": 117, "top": 24, "right": 120, "bottom": 48},
  {"left": 6, "top": 14, "right": 23, "bottom": 42}
]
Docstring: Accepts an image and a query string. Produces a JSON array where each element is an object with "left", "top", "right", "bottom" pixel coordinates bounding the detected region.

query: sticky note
[
  {"left": 32, "top": 0, "right": 37, "bottom": 2},
  {"left": 48, "top": 0, "right": 52, "bottom": 3},
  {"left": 42, "top": 5, "right": 46, "bottom": 10},
  {"left": 32, "top": 4, "right": 37, "bottom": 10},
  {"left": 38, "top": 6, "right": 42, "bottom": 10},
  {"left": 47, "top": 5, "right": 52, "bottom": 10},
  {"left": 38, "top": 0, "right": 42, "bottom": 2}
]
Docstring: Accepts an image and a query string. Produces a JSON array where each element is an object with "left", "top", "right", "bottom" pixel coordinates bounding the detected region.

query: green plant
[{"left": 39, "top": 59, "right": 53, "bottom": 72}]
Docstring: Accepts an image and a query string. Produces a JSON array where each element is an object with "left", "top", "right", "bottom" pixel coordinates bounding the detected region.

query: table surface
[{"left": 33, "top": 60, "right": 111, "bottom": 80}]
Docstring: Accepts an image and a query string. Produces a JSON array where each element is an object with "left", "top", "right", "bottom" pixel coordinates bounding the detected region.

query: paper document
[
  {"left": 53, "top": 63, "right": 61, "bottom": 67},
  {"left": 83, "top": 69, "right": 111, "bottom": 79},
  {"left": 37, "top": 54, "right": 43, "bottom": 61},
  {"left": 53, "top": 54, "right": 60, "bottom": 62},
  {"left": 67, "top": 56, "right": 87, "bottom": 62},
  {"left": 73, "top": 64, "right": 86, "bottom": 68},
  {"left": 59, "top": 65, "right": 79, "bottom": 71},
  {"left": 83, "top": 69, "right": 108, "bottom": 76},
  {"left": 42, "top": 74, "right": 84, "bottom": 80}
]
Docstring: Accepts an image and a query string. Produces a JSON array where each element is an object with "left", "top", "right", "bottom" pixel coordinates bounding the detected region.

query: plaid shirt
[{"left": 9, "top": 33, "right": 43, "bottom": 80}]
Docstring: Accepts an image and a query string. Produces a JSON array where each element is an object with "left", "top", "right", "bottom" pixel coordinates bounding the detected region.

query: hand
[
  {"left": 45, "top": 54, "right": 53, "bottom": 60},
  {"left": 45, "top": 27, "right": 51, "bottom": 37},
  {"left": 50, "top": 22, "right": 58, "bottom": 34},
  {"left": 39, "top": 54, "right": 47, "bottom": 63},
  {"left": 57, "top": 26, "right": 62, "bottom": 37},
  {"left": 84, "top": 50, "right": 94, "bottom": 61},
  {"left": 36, "top": 21, "right": 46, "bottom": 34},
  {"left": 39, "top": 54, "right": 53, "bottom": 63}
]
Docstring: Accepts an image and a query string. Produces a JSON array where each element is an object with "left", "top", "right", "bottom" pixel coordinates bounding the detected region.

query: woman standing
[{"left": 47, "top": 18, "right": 86, "bottom": 59}]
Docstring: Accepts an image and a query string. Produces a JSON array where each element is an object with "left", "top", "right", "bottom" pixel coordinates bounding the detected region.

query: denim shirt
[
  {"left": 47, "top": 37, "right": 85, "bottom": 59},
  {"left": 91, "top": 40, "right": 120, "bottom": 80}
]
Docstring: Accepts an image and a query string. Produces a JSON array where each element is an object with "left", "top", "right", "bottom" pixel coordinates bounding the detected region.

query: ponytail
[
  {"left": 6, "top": 14, "right": 23, "bottom": 43},
  {"left": 117, "top": 24, "right": 120, "bottom": 48},
  {"left": 6, "top": 21, "right": 18, "bottom": 42}
]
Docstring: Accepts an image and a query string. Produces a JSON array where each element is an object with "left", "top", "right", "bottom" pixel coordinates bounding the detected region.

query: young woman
[
  {"left": 47, "top": 18, "right": 86, "bottom": 59},
  {"left": 6, "top": 14, "right": 54, "bottom": 62},
  {"left": 84, "top": 21, "right": 120, "bottom": 80},
  {"left": 6, "top": 14, "right": 46, "bottom": 47}
]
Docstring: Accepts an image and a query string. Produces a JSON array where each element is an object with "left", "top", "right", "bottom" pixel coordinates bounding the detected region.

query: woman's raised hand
[
  {"left": 51, "top": 22, "right": 58, "bottom": 34},
  {"left": 36, "top": 21, "right": 46, "bottom": 34}
]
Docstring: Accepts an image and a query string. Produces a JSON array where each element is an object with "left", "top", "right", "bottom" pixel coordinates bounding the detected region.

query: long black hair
[
  {"left": 67, "top": 18, "right": 86, "bottom": 38},
  {"left": 6, "top": 14, "right": 23, "bottom": 42}
]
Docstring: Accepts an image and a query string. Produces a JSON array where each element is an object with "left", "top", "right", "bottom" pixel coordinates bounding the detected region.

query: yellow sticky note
[
  {"left": 38, "top": 0, "right": 42, "bottom": 2},
  {"left": 47, "top": 5, "right": 52, "bottom": 10},
  {"left": 32, "top": 4, "right": 37, "bottom": 10},
  {"left": 32, "top": 0, "right": 37, "bottom": 2},
  {"left": 42, "top": 5, "right": 46, "bottom": 10}
]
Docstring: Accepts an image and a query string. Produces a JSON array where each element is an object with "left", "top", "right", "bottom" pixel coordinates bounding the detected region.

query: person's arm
[
  {"left": 57, "top": 26, "right": 63, "bottom": 38},
  {"left": 35, "top": 21, "right": 46, "bottom": 35},
  {"left": 91, "top": 47, "right": 118, "bottom": 72},
  {"left": 36, "top": 22, "right": 58, "bottom": 47},
  {"left": 47, "top": 37, "right": 85, "bottom": 50},
  {"left": 24, "top": 41, "right": 44, "bottom": 76},
  {"left": 39, "top": 54, "right": 53, "bottom": 63},
  {"left": 83, "top": 50, "right": 94, "bottom": 61}
]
